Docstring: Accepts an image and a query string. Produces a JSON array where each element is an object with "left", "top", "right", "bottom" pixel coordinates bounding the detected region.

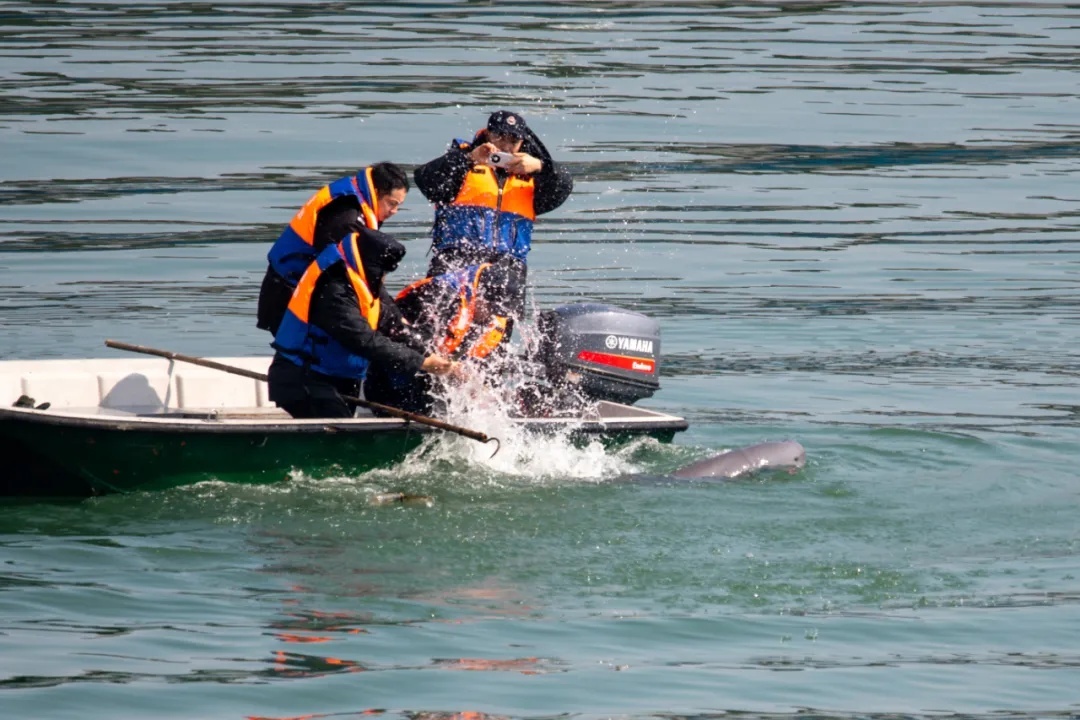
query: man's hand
[
  {"left": 469, "top": 142, "right": 500, "bottom": 166},
  {"left": 421, "top": 354, "right": 468, "bottom": 382},
  {"left": 421, "top": 354, "right": 452, "bottom": 375},
  {"left": 504, "top": 153, "right": 542, "bottom": 175},
  {"left": 470, "top": 143, "right": 541, "bottom": 175}
]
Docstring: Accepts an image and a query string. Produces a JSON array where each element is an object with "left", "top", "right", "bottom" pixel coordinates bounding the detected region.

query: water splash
[{"left": 397, "top": 368, "right": 639, "bottom": 484}]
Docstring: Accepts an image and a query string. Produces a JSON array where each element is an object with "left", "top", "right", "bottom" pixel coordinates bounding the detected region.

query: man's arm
[
  {"left": 522, "top": 130, "right": 574, "bottom": 215},
  {"left": 377, "top": 286, "right": 428, "bottom": 354},
  {"left": 309, "top": 265, "right": 426, "bottom": 374},
  {"left": 414, "top": 145, "right": 474, "bottom": 205},
  {"left": 532, "top": 159, "right": 573, "bottom": 215}
]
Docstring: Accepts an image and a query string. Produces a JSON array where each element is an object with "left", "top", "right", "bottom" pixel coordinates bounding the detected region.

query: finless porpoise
[{"left": 672, "top": 440, "right": 806, "bottom": 479}]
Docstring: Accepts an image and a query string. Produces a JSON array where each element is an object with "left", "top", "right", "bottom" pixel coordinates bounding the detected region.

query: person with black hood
[
  {"left": 413, "top": 110, "right": 573, "bottom": 304},
  {"left": 268, "top": 226, "right": 461, "bottom": 419},
  {"left": 362, "top": 257, "right": 526, "bottom": 415}
]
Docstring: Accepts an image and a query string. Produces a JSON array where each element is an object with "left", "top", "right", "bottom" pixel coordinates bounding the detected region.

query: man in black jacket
[
  {"left": 268, "top": 227, "right": 460, "bottom": 419},
  {"left": 412, "top": 109, "right": 573, "bottom": 350}
]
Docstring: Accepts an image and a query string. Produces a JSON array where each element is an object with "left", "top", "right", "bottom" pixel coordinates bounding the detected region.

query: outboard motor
[{"left": 531, "top": 303, "right": 661, "bottom": 405}]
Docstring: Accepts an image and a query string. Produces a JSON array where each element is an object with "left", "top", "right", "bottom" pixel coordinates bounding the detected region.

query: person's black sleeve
[
  {"left": 309, "top": 265, "right": 426, "bottom": 374},
  {"left": 394, "top": 281, "right": 454, "bottom": 353},
  {"left": 414, "top": 146, "right": 474, "bottom": 205},
  {"left": 532, "top": 160, "right": 573, "bottom": 215},
  {"left": 312, "top": 195, "right": 363, "bottom": 253},
  {"left": 522, "top": 130, "right": 574, "bottom": 215},
  {"left": 376, "top": 286, "right": 428, "bottom": 354}
]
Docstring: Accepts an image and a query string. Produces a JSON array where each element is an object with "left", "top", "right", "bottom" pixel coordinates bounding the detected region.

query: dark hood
[{"left": 357, "top": 227, "right": 406, "bottom": 294}]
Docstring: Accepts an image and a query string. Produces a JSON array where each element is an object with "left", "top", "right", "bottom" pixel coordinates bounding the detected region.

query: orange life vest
[
  {"left": 272, "top": 233, "right": 381, "bottom": 379},
  {"left": 268, "top": 168, "right": 381, "bottom": 285}
]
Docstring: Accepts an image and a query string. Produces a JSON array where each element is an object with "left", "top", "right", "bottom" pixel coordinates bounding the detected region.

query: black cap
[{"left": 486, "top": 110, "right": 528, "bottom": 139}]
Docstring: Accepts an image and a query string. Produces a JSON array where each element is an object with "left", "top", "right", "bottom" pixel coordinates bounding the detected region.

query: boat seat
[
  {"left": 21, "top": 372, "right": 105, "bottom": 410},
  {"left": 175, "top": 373, "right": 265, "bottom": 410},
  {"left": 1, "top": 356, "right": 274, "bottom": 412}
]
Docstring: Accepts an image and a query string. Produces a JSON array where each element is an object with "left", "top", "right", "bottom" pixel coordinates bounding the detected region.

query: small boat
[{"left": 1, "top": 304, "right": 688, "bottom": 497}]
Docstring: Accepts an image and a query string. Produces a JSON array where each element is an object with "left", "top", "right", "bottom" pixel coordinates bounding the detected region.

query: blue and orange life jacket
[
  {"left": 397, "top": 264, "right": 509, "bottom": 360},
  {"left": 272, "top": 232, "right": 381, "bottom": 379},
  {"left": 430, "top": 143, "right": 537, "bottom": 262},
  {"left": 267, "top": 168, "right": 381, "bottom": 286}
]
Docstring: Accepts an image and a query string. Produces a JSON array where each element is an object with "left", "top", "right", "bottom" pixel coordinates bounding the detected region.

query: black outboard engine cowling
[{"left": 534, "top": 303, "right": 661, "bottom": 405}]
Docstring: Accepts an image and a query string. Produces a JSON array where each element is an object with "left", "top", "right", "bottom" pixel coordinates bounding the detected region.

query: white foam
[{"left": 402, "top": 365, "right": 639, "bottom": 484}]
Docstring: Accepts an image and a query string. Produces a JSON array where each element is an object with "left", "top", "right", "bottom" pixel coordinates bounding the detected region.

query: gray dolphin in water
[{"left": 672, "top": 440, "right": 806, "bottom": 479}]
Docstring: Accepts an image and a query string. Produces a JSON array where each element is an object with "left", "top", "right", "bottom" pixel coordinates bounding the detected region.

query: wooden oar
[{"left": 104, "top": 339, "right": 500, "bottom": 456}]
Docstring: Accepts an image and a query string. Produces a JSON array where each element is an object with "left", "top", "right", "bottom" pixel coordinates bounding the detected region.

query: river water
[{"left": 1, "top": 2, "right": 1079, "bottom": 719}]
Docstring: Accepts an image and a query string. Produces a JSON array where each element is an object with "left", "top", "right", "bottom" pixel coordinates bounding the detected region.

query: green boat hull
[
  {"left": 1, "top": 417, "right": 430, "bottom": 496},
  {"left": 0, "top": 409, "right": 685, "bottom": 497}
]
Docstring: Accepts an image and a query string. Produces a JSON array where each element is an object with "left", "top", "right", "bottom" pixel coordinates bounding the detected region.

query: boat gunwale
[{"left": 0, "top": 404, "right": 690, "bottom": 435}]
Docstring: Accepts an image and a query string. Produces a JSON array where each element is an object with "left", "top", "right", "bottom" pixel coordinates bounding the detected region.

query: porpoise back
[{"left": 672, "top": 440, "right": 806, "bottom": 479}]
